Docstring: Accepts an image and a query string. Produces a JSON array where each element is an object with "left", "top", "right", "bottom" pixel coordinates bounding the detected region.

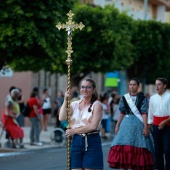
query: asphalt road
[{"left": 0, "top": 145, "right": 118, "bottom": 170}]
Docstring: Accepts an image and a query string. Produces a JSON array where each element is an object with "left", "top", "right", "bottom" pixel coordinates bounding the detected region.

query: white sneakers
[
  {"left": 35, "top": 142, "right": 43, "bottom": 146},
  {"left": 30, "top": 142, "right": 43, "bottom": 146}
]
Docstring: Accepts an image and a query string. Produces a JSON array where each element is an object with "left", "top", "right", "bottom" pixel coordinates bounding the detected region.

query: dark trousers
[{"left": 152, "top": 125, "right": 170, "bottom": 170}]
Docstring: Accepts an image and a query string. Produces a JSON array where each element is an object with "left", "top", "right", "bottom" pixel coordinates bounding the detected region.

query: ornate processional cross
[{"left": 56, "top": 10, "right": 85, "bottom": 170}]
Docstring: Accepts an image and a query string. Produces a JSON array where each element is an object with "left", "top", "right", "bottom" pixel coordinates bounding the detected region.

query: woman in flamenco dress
[{"left": 108, "top": 78, "right": 154, "bottom": 170}]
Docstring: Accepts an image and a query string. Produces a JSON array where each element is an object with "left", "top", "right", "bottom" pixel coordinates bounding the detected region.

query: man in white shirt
[{"left": 148, "top": 78, "right": 170, "bottom": 170}]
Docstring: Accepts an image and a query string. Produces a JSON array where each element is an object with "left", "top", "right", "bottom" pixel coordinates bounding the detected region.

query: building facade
[
  {"left": 92, "top": 0, "right": 170, "bottom": 22},
  {"left": 85, "top": 0, "right": 170, "bottom": 94}
]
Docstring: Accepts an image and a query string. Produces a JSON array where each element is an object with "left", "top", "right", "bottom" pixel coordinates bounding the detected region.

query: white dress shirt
[{"left": 148, "top": 91, "right": 170, "bottom": 124}]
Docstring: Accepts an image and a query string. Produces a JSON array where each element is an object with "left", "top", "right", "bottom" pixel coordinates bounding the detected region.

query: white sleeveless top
[
  {"left": 70, "top": 100, "right": 102, "bottom": 129},
  {"left": 42, "top": 97, "right": 51, "bottom": 109}
]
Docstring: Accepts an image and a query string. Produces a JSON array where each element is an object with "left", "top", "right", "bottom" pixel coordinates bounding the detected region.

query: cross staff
[{"left": 56, "top": 10, "right": 84, "bottom": 170}]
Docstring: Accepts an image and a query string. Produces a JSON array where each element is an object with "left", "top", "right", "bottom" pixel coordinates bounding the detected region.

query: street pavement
[
  {"left": 0, "top": 125, "right": 112, "bottom": 157},
  {"left": 0, "top": 126, "right": 124, "bottom": 170},
  {"left": 0, "top": 125, "right": 64, "bottom": 155}
]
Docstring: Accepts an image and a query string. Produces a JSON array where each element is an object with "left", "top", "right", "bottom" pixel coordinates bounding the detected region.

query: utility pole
[
  {"left": 143, "top": 0, "right": 148, "bottom": 93},
  {"left": 144, "top": 0, "right": 148, "bottom": 20}
]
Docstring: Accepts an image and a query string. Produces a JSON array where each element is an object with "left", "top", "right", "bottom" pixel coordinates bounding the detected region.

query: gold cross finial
[
  {"left": 56, "top": 10, "right": 85, "bottom": 64},
  {"left": 56, "top": 10, "right": 85, "bottom": 33}
]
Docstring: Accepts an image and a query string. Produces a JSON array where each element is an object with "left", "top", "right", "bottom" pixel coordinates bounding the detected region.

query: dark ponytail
[{"left": 88, "top": 91, "right": 98, "bottom": 112}]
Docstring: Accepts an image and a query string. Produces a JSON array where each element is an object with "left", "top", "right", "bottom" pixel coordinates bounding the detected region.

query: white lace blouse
[{"left": 70, "top": 100, "right": 102, "bottom": 129}]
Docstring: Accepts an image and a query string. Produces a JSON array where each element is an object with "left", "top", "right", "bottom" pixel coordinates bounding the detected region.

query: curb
[
  {"left": 0, "top": 141, "right": 111, "bottom": 158},
  {"left": 0, "top": 144, "right": 63, "bottom": 158}
]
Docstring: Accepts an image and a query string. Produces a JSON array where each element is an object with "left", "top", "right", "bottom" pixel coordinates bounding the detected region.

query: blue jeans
[
  {"left": 17, "top": 114, "right": 25, "bottom": 127},
  {"left": 30, "top": 117, "right": 40, "bottom": 143},
  {"left": 71, "top": 133, "right": 103, "bottom": 169}
]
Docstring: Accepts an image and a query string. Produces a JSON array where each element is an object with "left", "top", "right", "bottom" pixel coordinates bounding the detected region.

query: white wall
[{"left": 157, "top": 5, "right": 166, "bottom": 22}]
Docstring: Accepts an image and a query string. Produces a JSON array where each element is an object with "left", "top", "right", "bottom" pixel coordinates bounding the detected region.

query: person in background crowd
[
  {"left": 71, "top": 91, "right": 80, "bottom": 103},
  {"left": 59, "top": 78, "right": 104, "bottom": 170},
  {"left": 5, "top": 86, "right": 16, "bottom": 103},
  {"left": 100, "top": 94, "right": 110, "bottom": 140},
  {"left": 110, "top": 95, "right": 121, "bottom": 138},
  {"left": 109, "top": 91, "right": 119, "bottom": 137},
  {"left": 18, "top": 88, "right": 25, "bottom": 127},
  {"left": 145, "top": 93, "right": 151, "bottom": 106},
  {"left": 2, "top": 101, "right": 24, "bottom": 148},
  {"left": 148, "top": 78, "right": 170, "bottom": 170},
  {"left": 53, "top": 90, "right": 64, "bottom": 127},
  {"left": 33, "top": 87, "right": 43, "bottom": 132},
  {"left": 8, "top": 89, "right": 21, "bottom": 125},
  {"left": 42, "top": 88, "right": 52, "bottom": 131},
  {"left": 108, "top": 78, "right": 154, "bottom": 170},
  {"left": 108, "top": 91, "right": 118, "bottom": 106},
  {"left": 71, "top": 86, "right": 81, "bottom": 99},
  {"left": 28, "top": 90, "right": 43, "bottom": 146}
]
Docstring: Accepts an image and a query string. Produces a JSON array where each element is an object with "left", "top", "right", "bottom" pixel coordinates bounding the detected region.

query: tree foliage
[
  {"left": 70, "top": 4, "right": 135, "bottom": 85},
  {"left": 127, "top": 20, "right": 170, "bottom": 84},
  {"left": 0, "top": 0, "right": 76, "bottom": 71},
  {"left": 1, "top": 1, "right": 170, "bottom": 86},
  {"left": 1, "top": 2, "right": 136, "bottom": 86}
]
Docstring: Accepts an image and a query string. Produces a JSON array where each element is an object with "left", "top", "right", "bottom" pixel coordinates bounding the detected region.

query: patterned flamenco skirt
[{"left": 108, "top": 145, "right": 154, "bottom": 170}]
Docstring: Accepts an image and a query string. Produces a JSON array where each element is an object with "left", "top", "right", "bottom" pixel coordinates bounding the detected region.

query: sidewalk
[
  {"left": 0, "top": 125, "right": 61, "bottom": 153},
  {"left": 0, "top": 125, "right": 112, "bottom": 155}
]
